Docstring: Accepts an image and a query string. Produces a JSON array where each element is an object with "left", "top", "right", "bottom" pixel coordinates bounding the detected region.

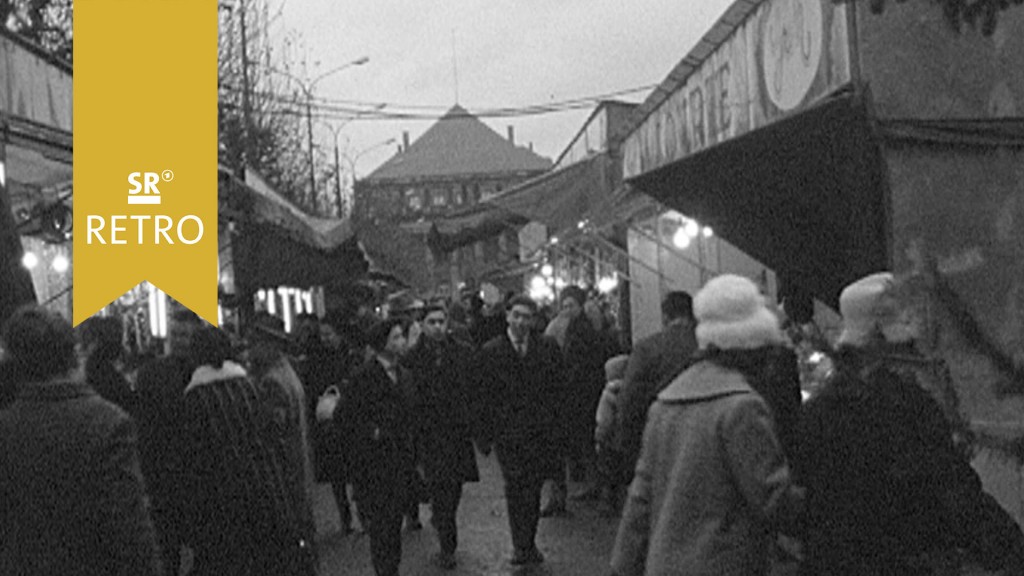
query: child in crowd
[{"left": 594, "top": 354, "right": 630, "bottom": 516}]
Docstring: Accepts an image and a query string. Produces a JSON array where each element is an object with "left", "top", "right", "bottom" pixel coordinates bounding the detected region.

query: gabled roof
[{"left": 365, "top": 104, "right": 552, "bottom": 181}]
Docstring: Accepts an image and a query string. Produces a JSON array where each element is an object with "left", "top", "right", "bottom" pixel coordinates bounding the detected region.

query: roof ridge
[{"left": 366, "top": 104, "right": 551, "bottom": 181}]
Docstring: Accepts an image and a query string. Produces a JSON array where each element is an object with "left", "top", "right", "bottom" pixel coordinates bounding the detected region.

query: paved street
[
  {"left": 310, "top": 450, "right": 1005, "bottom": 576},
  {"left": 313, "top": 451, "right": 620, "bottom": 576}
]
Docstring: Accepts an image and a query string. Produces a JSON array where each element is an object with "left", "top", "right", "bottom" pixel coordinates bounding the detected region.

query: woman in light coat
[{"left": 611, "top": 275, "right": 802, "bottom": 576}]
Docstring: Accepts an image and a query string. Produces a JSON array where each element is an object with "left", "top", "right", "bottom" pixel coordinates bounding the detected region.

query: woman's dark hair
[
  {"left": 189, "top": 325, "right": 234, "bottom": 368},
  {"left": 2, "top": 305, "right": 77, "bottom": 381},
  {"left": 365, "top": 318, "right": 407, "bottom": 353}
]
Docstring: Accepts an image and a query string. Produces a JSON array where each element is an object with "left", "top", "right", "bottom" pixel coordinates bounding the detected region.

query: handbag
[{"left": 315, "top": 385, "right": 340, "bottom": 423}]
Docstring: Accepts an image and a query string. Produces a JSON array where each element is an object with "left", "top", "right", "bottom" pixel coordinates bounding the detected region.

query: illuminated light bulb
[
  {"left": 685, "top": 219, "right": 699, "bottom": 238},
  {"left": 21, "top": 252, "right": 38, "bottom": 269},
  {"left": 541, "top": 264, "right": 554, "bottom": 277},
  {"left": 672, "top": 228, "right": 691, "bottom": 249},
  {"left": 550, "top": 236, "right": 559, "bottom": 245},
  {"left": 554, "top": 277, "right": 567, "bottom": 290},
  {"left": 598, "top": 276, "right": 618, "bottom": 293},
  {"left": 52, "top": 254, "right": 69, "bottom": 273},
  {"left": 530, "top": 275, "right": 547, "bottom": 292},
  {"left": 703, "top": 226, "right": 714, "bottom": 238}
]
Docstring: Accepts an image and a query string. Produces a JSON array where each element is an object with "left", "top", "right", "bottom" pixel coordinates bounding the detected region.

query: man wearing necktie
[{"left": 478, "top": 295, "right": 566, "bottom": 566}]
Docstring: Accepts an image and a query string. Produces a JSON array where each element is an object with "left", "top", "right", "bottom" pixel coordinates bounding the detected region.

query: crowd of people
[{"left": 2, "top": 272, "right": 1024, "bottom": 576}]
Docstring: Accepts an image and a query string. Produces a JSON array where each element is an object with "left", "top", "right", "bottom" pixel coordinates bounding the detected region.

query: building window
[
  {"left": 406, "top": 188, "right": 422, "bottom": 212},
  {"left": 472, "top": 183, "right": 481, "bottom": 203},
  {"left": 432, "top": 188, "right": 447, "bottom": 207},
  {"left": 455, "top": 185, "right": 466, "bottom": 205}
]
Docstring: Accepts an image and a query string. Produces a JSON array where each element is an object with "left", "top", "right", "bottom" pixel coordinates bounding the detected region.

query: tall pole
[
  {"left": 333, "top": 139, "right": 343, "bottom": 217},
  {"left": 305, "top": 97, "right": 316, "bottom": 213},
  {"left": 238, "top": 0, "right": 253, "bottom": 167}
]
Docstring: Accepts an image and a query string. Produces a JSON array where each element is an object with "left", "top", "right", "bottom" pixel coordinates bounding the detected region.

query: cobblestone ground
[{"left": 313, "top": 450, "right": 620, "bottom": 576}]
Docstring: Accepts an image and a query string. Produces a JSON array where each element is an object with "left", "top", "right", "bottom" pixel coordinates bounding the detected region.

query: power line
[{"left": 218, "top": 82, "right": 657, "bottom": 121}]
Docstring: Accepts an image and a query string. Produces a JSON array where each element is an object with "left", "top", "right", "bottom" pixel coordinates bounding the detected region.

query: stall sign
[{"left": 623, "top": 0, "right": 851, "bottom": 180}]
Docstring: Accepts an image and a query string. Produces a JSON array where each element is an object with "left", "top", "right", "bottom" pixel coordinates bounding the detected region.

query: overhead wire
[{"left": 218, "top": 81, "right": 657, "bottom": 121}]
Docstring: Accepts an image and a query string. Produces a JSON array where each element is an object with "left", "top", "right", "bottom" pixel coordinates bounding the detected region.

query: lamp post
[
  {"left": 321, "top": 103, "right": 386, "bottom": 217},
  {"left": 268, "top": 56, "right": 369, "bottom": 214},
  {"left": 344, "top": 137, "right": 397, "bottom": 219}
]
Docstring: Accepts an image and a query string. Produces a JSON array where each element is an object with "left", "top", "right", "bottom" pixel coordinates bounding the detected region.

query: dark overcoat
[
  {"left": 615, "top": 321, "right": 697, "bottom": 461},
  {"left": 403, "top": 336, "right": 480, "bottom": 484},
  {"left": 793, "top": 353, "right": 966, "bottom": 575},
  {"left": 479, "top": 333, "right": 565, "bottom": 479},
  {"left": 334, "top": 358, "right": 417, "bottom": 497},
  {"left": 0, "top": 379, "right": 162, "bottom": 576}
]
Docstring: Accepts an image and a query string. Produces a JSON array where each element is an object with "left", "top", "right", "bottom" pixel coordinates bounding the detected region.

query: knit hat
[
  {"left": 836, "top": 272, "right": 914, "bottom": 347},
  {"left": 693, "top": 274, "right": 784, "bottom": 350}
]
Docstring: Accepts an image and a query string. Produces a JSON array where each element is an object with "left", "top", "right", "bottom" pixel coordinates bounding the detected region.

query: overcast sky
[{"left": 275, "top": 1, "right": 736, "bottom": 177}]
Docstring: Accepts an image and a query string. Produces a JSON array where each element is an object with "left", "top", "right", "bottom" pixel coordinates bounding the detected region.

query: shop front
[
  {"left": 0, "top": 29, "right": 73, "bottom": 325},
  {"left": 622, "top": 0, "right": 871, "bottom": 323},
  {"left": 218, "top": 166, "right": 369, "bottom": 334},
  {"left": 624, "top": 0, "right": 1024, "bottom": 525}
]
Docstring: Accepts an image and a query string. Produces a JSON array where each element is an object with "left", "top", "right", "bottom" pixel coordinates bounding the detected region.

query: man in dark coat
[
  {"left": 335, "top": 318, "right": 417, "bottom": 576},
  {"left": 294, "top": 314, "right": 362, "bottom": 534},
  {"left": 79, "top": 316, "right": 138, "bottom": 415},
  {"left": 542, "top": 285, "right": 616, "bottom": 511},
  {"left": 479, "top": 295, "right": 566, "bottom": 565},
  {"left": 615, "top": 291, "right": 697, "bottom": 476},
  {"left": 403, "top": 304, "right": 480, "bottom": 569},
  {"left": 0, "top": 305, "right": 162, "bottom": 576},
  {"left": 134, "top": 307, "right": 202, "bottom": 575}
]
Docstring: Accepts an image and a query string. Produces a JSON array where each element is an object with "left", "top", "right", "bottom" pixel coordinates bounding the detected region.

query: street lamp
[
  {"left": 321, "top": 102, "right": 386, "bottom": 217},
  {"left": 267, "top": 56, "right": 369, "bottom": 214},
  {"left": 344, "top": 137, "right": 397, "bottom": 218}
]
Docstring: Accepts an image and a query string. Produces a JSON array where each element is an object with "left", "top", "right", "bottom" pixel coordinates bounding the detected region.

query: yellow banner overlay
[{"left": 74, "top": 1, "right": 217, "bottom": 326}]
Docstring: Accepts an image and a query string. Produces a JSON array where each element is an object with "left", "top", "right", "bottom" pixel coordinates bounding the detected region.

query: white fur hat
[
  {"left": 836, "top": 272, "right": 912, "bottom": 347},
  {"left": 693, "top": 274, "right": 784, "bottom": 350}
]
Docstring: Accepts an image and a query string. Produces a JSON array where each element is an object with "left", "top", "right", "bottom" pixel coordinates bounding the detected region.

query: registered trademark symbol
[{"left": 161, "top": 170, "right": 174, "bottom": 182}]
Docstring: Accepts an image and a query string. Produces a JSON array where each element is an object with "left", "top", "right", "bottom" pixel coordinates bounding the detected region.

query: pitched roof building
[{"left": 354, "top": 104, "right": 551, "bottom": 295}]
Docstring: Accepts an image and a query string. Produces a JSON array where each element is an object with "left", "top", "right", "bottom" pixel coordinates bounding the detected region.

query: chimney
[
  {"left": 402, "top": 131, "right": 410, "bottom": 150},
  {"left": 529, "top": 142, "right": 534, "bottom": 152},
  {"left": 507, "top": 125, "right": 515, "bottom": 144}
]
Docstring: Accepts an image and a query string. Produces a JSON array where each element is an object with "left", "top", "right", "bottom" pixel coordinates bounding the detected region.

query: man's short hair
[
  {"left": 365, "top": 318, "right": 407, "bottom": 353},
  {"left": 662, "top": 291, "right": 694, "bottom": 322},
  {"left": 560, "top": 285, "right": 587, "bottom": 307},
  {"left": 422, "top": 303, "right": 447, "bottom": 318},
  {"left": 2, "top": 305, "right": 77, "bottom": 381},
  {"left": 506, "top": 294, "right": 538, "bottom": 313}
]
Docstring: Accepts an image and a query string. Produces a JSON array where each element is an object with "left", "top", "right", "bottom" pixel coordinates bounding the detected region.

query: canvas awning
[
  {"left": 427, "top": 152, "right": 614, "bottom": 253},
  {"left": 628, "top": 92, "right": 890, "bottom": 307},
  {"left": 219, "top": 166, "right": 367, "bottom": 292}
]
